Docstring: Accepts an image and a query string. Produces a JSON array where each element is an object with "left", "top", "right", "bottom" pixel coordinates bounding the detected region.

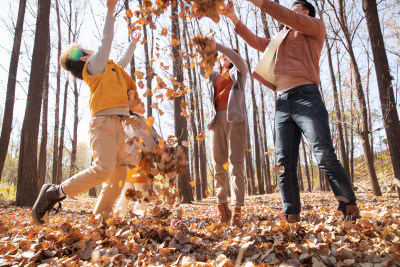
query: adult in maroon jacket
[{"left": 223, "top": 0, "right": 360, "bottom": 222}]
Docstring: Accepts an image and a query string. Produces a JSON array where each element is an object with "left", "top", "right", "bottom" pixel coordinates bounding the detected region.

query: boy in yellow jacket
[{"left": 32, "top": 0, "right": 142, "bottom": 224}]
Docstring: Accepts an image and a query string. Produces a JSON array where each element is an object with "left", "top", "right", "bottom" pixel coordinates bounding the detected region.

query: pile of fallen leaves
[{"left": 0, "top": 192, "right": 399, "bottom": 266}]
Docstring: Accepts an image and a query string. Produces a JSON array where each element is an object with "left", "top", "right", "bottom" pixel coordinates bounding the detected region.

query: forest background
[{"left": 0, "top": 0, "right": 399, "bottom": 204}]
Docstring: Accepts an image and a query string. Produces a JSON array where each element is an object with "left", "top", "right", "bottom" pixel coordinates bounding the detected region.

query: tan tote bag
[{"left": 253, "top": 31, "right": 287, "bottom": 91}]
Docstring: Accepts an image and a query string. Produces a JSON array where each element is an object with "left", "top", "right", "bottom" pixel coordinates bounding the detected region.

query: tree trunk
[
  {"left": 244, "top": 43, "right": 264, "bottom": 194},
  {"left": 246, "top": 125, "right": 256, "bottom": 195},
  {"left": 182, "top": 21, "right": 200, "bottom": 201},
  {"left": 38, "top": 40, "right": 51, "bottom": 190},
  {"left": 124, "top": 0, "right": 136, "bottom": 79},
  {"left": 301, "top": 138, "right": 311, "bottom": 192},
  {"left": 57, "top": 79, "right": 69, "bottom": 184},
  {"left": 52, "top": 0, "right": 62, "bottom": 184},
  {"left": 16, "top": 0, "right": 51, "bottom": 207},
  {"left": 171, "top": 0, "right": 192, "bottom": 203},
  {"left": 196, "top": 71, "right": 208, "bottom": 198},
  {"left": 69, "top": 79, "right": 79, "bottom": 177},
  {"left": 260, "top": 87, "right": 272, "bottom": 193},
  {"left": 363, "top": 0, "right": 400, "bottom": 197},
  {"left": 0, "top": 0, "right": 26, "bottom": 180},
  {"left": 336, "top": 0, "right": 381, "bottom": 196},
  {"left": 297, "top": 159, "right": 304, "bottom": 191},
  {"left": 324, "top": 39, "right": 350, "bottom": 177}
]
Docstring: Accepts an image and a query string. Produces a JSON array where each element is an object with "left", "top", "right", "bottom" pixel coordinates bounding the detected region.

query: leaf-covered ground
[{"left": 0, "top": 192, "right": 399, "bottom": 266}]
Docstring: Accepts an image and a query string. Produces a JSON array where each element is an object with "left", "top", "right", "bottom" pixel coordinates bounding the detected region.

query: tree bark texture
[
  {"left": 171, "top": 0, "right": 193, "bottom": 203},
  {"left": 0, "top": 0, "right": 26, "bottom": 180},
  {"left": 16, "top": 0, "right": 51, "bottom": 207},
  {"left": 363, "top": 0, "right": 400, "bottom": 197}
]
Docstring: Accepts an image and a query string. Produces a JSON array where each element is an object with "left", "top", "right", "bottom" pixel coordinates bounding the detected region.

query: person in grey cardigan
[{"left": 199, "top": 39, "right": 248, "bottom": 227}]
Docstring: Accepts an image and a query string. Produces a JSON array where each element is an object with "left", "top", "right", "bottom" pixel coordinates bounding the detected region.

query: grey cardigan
[{"left": 201, "top": 43, "right": 248, "bottom": 130}]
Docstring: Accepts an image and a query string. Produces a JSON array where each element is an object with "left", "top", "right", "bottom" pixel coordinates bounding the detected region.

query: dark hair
[
  {"left": 292, "top": 0, "right": 316, "bottom": 18},
  {"left": 218, "top": 48, "right": 239, "bottom": 73},
  {"left": 59, "top": 44, "right": 88, "bottom": 80}
]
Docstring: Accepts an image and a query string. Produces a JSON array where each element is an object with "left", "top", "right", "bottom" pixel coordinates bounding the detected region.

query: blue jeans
[{"left": 274, "top": 84, "right": 356, "bottom": 215}]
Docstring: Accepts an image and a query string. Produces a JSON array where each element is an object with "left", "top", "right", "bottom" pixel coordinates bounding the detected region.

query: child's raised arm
[
  {"left": 117, "top": 32, "right": 141, "bottom": 69},
  {"left": 87, "top": 0, "right": 118, "bottom": 76}
]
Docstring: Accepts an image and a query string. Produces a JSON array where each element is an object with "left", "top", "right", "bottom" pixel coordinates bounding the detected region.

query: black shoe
[{"left": 32, "top": 184, "right": 66, "bottom": 225}]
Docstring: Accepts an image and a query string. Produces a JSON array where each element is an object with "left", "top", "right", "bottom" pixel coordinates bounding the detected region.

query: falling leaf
[
  {"left": 189, "top": 181, "right": 196, "bottom": 187},
  {"left": 134, "top": 70, "right": 145, "bottom": 79},
  {"left": 125, "top": 9, "right": 133, "bottom": 18},
  {"left": 248, "top": 148, "right": 253, "bottom": 152},
  {"left": 223, "top": 162, "right": 230, "bottom": 170},
  {"left": 161, "top": 28, "right": 168, "bottom": 36},
  {"left": 196, "top": 131, "right": 206, "bottom": 141},
  {"left": 171, "top": 39, "right": 180, "bottom": 46}
]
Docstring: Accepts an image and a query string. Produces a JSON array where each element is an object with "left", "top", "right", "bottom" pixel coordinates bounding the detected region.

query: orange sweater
[{"left": 214, "top": 73, "right": 233, "bottom": 111}]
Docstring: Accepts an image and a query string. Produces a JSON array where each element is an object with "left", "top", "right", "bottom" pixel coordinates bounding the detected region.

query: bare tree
[
  {"left": 16, "top": 0, "right": 51, "bottom": 206},
  {"left": 327, "top": 0, "right": 381, "bottom": 195},
  {"left": 314, "top": 0, "right": 350, "bottom": 178},
  {"left": 52, "top": 0, "right": 62, "bottom": 184},
  {"left": 171, "top": 0, "right": 193, "bottom": 203},
  {"left": 0, "top": 0, "right": 27, "bottom": 180},
  {"left": 38, "top": 39, "right": 51, "bottom": 190},
  {"left": 363, "top": 0, "right": 400, "bottom": 197}
]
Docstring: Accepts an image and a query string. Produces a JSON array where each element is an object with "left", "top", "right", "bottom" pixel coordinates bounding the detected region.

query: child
[
  {"left": 32, "top": 0, "right": 142, "bottom": 225},
  {"left": 196, "top": 37, "right": 248, "bottom": 227},
  {"left": 114, "top": 100, "right": 162, "bottom": 218}
]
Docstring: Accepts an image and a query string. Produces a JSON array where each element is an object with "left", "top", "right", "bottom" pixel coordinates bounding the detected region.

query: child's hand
[
  {"left": 107, "top": 0, "right": 118, "bottom": 15},
  {"left": 130, "top": 32, "right": 142, "bottom": 44}
]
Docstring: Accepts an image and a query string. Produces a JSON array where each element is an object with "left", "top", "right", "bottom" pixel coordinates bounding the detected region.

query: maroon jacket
[{"left": 234, "top": 0, "right": 326, "bottom": 91}]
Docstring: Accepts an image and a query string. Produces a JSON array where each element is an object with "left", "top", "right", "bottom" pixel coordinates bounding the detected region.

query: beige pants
[
  {"left": 210, "top": 110, "right": 247, "bottom": 206},
  {"left": 62, "top": 116, "right": 127, "bottom": 215}
]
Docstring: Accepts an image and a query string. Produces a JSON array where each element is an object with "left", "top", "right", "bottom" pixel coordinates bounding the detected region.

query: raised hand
[
  {"left": 221, "top": 2, "right": 235, "bottom": 20},
  {"left": 107, "top": 0, "right": 118, "bottom": 15},
  {"left": 130, "top": 32, "right": 142, "bottom": 44},
  {"left": 221, "top": 2, "right": 240, "bottom": 25}
]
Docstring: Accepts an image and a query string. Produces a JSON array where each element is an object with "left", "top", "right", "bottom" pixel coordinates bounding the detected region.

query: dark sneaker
[
  {"left": 32, "top": 184, "right": 66, "bottom": 225},
  {"left": 343, "top": 205, "right": 360, "bottom": 221}
]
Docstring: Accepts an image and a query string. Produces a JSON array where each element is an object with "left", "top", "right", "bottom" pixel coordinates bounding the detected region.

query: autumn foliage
[{"left": 0, "top": 192, "right": 399, "bottom": 265}]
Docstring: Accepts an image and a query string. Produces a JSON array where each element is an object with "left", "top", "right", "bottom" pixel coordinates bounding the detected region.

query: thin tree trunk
[
  {"left": 297, "top": 159, "right": 304, "bottom": 191},
  {"left": 57, "top": 80, "right": 69, "bottom": 184},
  {"left": 182, "top": 21, "right": 200, "bottom": 201},
  {"left": 69, "top": 79, "right": 79, "bottom": 177},
  {"left": 16, "top": 0, "right": 51, "bottom": 207},
  {"left": 38, "top": 40, "right": 51, "bottom": 190},
  {"left": 363, "top": 0, "right": 400, "bottom": 197},
  {"left": 244, "top": 43, "right": 264, "bottom": 194},
  {"left": 301, "top": 138, "right": 311, "bottom": 192},
  {"left": 333, "top": 0, "right": 381, "bottom": 196},
  {"left": 196, "top": 70, "right": 208, "bottom": 198},
  {"left": 171, "top": 0, "right": 192, "bottom": 203},
  {"left": 246, "top": 125, "right": 256, "bottom": 195},
  {"left": 0, "top": 0, "right": 26, "bottom": 179},
  {"left": 52, "top": 0, "right": 62, "bottom": 184},
  {"left": 124, "top": 0, "right": 136, "bottom": 79}
]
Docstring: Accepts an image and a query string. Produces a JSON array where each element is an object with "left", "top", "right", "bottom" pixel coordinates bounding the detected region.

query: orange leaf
[
  {"left": 161, "top": 28, "right": 168, "bottom": 36},
  {"left": 171, "top": 39, "right": 180, "bottom": 46},
  {"left": 196, "top": 131, "right": 206, "bottom": 141},
  {"left": 189, "top": 181, "right": 196, "bottom": 187},
  {"left": 223, "top": 163, "right": 230, "bottom": 170},
  {"left": 125, "top": 9, "right": 133, "bottom": 18}
]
